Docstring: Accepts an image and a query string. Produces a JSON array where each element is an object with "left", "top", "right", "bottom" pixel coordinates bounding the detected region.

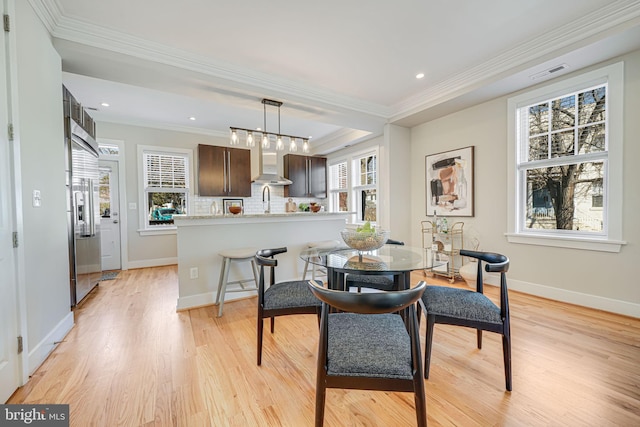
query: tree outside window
[{"left": 519, "top": 85, "right": 607, "bottom": 233}]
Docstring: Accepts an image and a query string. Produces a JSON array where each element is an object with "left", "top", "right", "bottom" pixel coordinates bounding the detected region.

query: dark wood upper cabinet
[
  {"left": 198, "top": 144, "right": 251, "bottom": 197},
  {"left": 283, "top": 154, "right": 327, "bottom": 198}
]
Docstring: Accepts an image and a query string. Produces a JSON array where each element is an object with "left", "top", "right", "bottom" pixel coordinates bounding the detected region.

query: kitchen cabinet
[
  {"left": 198, "top": 144, "right": 251, "bottom": 197},
  {"left": 283, "top": 154, "right": 327, "bottom": 198}
]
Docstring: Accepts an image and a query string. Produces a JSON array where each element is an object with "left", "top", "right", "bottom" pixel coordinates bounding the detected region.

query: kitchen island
[{"left": 173, "top": 212, "right": 349, "bottom": 310}]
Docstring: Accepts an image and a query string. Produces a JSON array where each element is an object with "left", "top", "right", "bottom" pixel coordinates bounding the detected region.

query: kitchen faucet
[{"left": 262, "top": 185, "right": 271, "bottom": 214}]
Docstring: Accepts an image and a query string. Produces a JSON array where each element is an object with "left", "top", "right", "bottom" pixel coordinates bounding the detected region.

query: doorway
[
  {"left": 99, "top": 160, "right": 121, "bottom": 271},
  {"left": 0, "top": 4, "right": 21, "bottom": 402}
]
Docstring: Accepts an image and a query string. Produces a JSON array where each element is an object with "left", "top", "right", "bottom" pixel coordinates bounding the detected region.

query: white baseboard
[
  {"left": 27, "top": 311, "right": 75, "bottom": 376},
  {"left": 127, "top": 257, "right": 177, "bottom": 269},
  {"left": 176, "top": 290, "right": 256, "bottom": 311},
  {"left": 509, "top": 278, "right": 640, "bottom": 318}
]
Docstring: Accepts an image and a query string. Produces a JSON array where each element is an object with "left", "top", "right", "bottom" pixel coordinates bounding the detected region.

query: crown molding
[
  {"left": 95, "top": 115, "right": 229, "bottom": 138},
  {"left": 32, "top": 0, "right": 640, "bottom": 126},
  {"left": 34, "top": 1, "right": 390, "bottom": 119},
  {"left": 390, "top": 0, "right": 640, "bottom": 122},
  {"left": 27, "top": 0, "right": 63, "bottom": 33}
]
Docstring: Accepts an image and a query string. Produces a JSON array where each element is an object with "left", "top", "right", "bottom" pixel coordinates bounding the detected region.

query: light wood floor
[{"left": 8, "top": 266, "right": 640, "bottom": 426}]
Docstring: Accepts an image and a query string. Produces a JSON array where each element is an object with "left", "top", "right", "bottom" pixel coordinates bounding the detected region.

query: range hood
[{"left": 252, "top": 148, "right": 292, "bottom": 185}]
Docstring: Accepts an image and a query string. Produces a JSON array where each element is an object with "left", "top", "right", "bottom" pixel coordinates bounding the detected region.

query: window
[
  {"left": 354, "top": 153, "right": 378, "bottom": 223},
  {"left": 138, "top": 146, "right": 192, "bottom": 233},
  {"left": 520, "top": 85, "right": 606, "bottom": 233},
  {"left": 507, "top": 62, "right": 624, "bottom": 252},
  {"left": 328, "top": 149, "right": 379, "bottom": 224},
  {"left": 99, "top": 167, "right": 112, "bottom": 217},
  {"left": 329, "top": 161, "right": 349, "bottom": 212}
]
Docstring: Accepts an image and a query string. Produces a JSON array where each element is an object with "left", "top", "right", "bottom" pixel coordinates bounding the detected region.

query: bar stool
[
  {"left": 215, "top": 247, "right": 259, "bottom": 317},
  {"left": 302, "top": 240, "right": 341, "bottom": 280}
]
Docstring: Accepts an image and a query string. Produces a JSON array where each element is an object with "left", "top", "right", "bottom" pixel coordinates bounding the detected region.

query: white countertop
[{"left": 175, "top": 212, "right": 350, "bottom": 221}]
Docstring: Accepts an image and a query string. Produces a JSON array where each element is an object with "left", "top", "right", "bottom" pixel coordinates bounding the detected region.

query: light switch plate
[{"left": 32, "top": 190, "right": 41, "bottom": 207}]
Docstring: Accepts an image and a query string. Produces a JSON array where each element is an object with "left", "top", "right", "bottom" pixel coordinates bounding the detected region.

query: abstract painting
[{"left": 425, "top": 146, "right": 474, "bottom": 217}]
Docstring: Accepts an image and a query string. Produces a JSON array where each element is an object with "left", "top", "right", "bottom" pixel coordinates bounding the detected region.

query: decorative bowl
[
  {"left": 340, "top": 228, "right": 390, "bottom": 252},
  {"left": 310, "top": 204, "right": 321, "bottom": 213},
  {"left": 228, "top": 206, "right": 242, "bottom": 215}
]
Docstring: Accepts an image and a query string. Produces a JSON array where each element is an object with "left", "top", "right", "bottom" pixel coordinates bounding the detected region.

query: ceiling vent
[{"left": 530, "top": 64, "right": 569, "bottom": 81}]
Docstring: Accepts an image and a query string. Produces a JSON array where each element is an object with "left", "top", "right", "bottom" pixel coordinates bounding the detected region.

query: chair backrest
[
  {"left": 308, "top": 280, "right": 426, "bottom": 314},
  {"left": 255, "top": 247, "right": 287, "bottom": 267},
  {"left": 255, "top": 247, "right": 288, "bottom": 304},
  {"left": 459, "top": 249, "right": 510, "bottom": 318}
]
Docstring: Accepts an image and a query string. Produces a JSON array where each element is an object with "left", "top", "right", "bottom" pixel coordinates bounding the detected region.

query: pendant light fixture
[{"left": 230, "top": 98, "right": 310, "bottom": 153}]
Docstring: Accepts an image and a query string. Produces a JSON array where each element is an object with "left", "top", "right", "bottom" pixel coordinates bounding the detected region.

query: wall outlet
[{"left": 189, "top": 267, "right": 198, "bottom": 279}]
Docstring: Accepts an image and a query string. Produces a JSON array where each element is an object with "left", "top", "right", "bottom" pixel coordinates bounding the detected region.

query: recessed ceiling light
[
  {"left": 189, "top": 117, "right": 196, "bottom": 121},
  {"left": 101, "top": 102, "right": 110, "bottom": 107},
  {"left": 256, "top": 127, "right": 262, "bottom": 131},
  {"left": 416, "top": 73, "right": 425, "bottom": 79}
]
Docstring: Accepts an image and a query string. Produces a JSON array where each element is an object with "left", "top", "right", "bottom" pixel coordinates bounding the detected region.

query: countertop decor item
[
  {"left": 310, "top": 204, "right": 321, "bottom": 212},
  {"left": 223, "top": 198, "right": 243, "bottom": 215},
  {"left": 285, "top": 198, "right": 297, "bottom": 213}
]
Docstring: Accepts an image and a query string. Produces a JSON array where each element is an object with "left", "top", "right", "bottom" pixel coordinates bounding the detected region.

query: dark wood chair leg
[
  {"left": 503, "top": 331, "right": 512, "bottom": 391},
  {"left": 413, "top": 372, "right": 427, "bottom": 427},
  {"left": 477, "top": 329, "right": 483, "bottom": 349},
  {"left": 315, "top": 379, "right": 326, "bottom": 427},
  {"left": 424, "top": 313, "right": 435, "bottom": 379},
  {"left": 257, "top": 317, "right": 263, "bottom": 366},
  {"left": 270, "top": 316, "right": 275, "bottom": 333}
]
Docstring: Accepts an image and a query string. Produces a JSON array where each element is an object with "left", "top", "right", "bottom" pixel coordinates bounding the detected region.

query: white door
[
  {"left": 99, "top": 161, "right": 121, "bottom": 271},
  {"left": 0, "top": 10, "right": 21, "bottom": 403}
]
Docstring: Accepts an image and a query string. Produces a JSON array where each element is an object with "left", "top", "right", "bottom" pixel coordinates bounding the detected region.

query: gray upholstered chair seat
[
  {"left": 422, "top": 286, "right": 502, "bottom": 324},
  {"left": 327, "top": 313, "right": 412, "bottom": 379},
  {"left": 264, "top": 280, "right": 322, "bottom": 310},
  {"left": 346, "top": 274, "right": 394, "bottom": 291}
]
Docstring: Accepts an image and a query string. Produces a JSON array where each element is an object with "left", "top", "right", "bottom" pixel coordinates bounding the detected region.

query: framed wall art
[{"left": 425, "top": 146, "right": 474, "bottom": 217}]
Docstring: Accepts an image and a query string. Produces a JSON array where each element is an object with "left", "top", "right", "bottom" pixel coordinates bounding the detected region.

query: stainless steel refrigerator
[{"left": 65, "top": 88, "right": 101, "bottom": 306}]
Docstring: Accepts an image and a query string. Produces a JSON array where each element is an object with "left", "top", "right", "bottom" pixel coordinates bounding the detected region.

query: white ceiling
[{"left": 30, "top": 0, "right": 640, "bottom": 153}]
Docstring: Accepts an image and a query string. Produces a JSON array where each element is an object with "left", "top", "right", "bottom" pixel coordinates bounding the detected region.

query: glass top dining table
[{"left": 299, "top": 244, "right": 445, "bottom": 291}]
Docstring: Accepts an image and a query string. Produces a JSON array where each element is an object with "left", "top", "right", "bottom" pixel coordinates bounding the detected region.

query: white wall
[
  {"left": 409, "top": 51, "right": 640, "bottom": 316},
  {"left": 16, "top": 0, "right": 74, "bottom": 373}
]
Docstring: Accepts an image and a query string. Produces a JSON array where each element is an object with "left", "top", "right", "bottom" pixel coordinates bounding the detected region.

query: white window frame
[
  {"left": 137, "top": 145, "right": 194, "bottom": 235},
  {"left": 328, "top": 148, "right": 379, "bottom": 225},
  {"left": 352, "top": 149, "right": 379, "bottom": 225},
  {"left": 506, "top": 62, "right": 625, "bottom": 253},
  {"left": 328, "top": 159, "right": 349, "bottom": 213}
]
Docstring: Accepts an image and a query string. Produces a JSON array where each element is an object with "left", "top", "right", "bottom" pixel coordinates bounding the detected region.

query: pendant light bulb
[
  {"left": 262, "top": 134, "right": 270, "bottom": 149},
  {"left": 230, "top": 129, "right": 238, "bottom": 145},
  {"left": 289, "top": 137, "right": 298, "bottom": 152},
  {"left": 246, "top": 132, "right": 254, "bottom": 147},
  {"left": 302, "top": 139, "right": 309, "bottom": 153},
  {"left": 276, "top": 135, "right": 284, "bottom": 151}
]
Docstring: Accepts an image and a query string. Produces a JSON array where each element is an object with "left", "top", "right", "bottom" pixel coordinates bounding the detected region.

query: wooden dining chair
[
  {"left": 419, "top": 249, "right": 512, "bottom": 391},
  {"left": 308, "top": 279, "right": 428, "bottom": 427},
  {"left": 255, "top": 247, "right": 322, "bottom": 366}
]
